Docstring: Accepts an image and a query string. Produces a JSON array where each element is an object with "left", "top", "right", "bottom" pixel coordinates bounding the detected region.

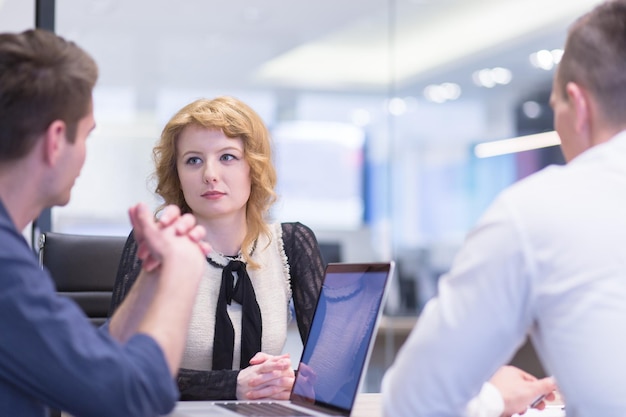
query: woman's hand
[
  {"left": 292, "top": 362, "right": 317, "bottom": 400},
  {"left": 236, "top": 353, "right": 295, "bottom": 400}
]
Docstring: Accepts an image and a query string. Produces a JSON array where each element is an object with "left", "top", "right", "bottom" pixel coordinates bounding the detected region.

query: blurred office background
[
  {"left": 3, "top": 0, "right": 598, "bottom": 311},
  {"left": 2, "top": 0, "right": 600, "bottom": 388}
]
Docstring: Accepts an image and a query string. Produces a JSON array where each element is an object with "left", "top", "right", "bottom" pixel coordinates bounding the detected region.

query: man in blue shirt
[{"left": 0, "top": 29, "right": 210, "bottom": 416}]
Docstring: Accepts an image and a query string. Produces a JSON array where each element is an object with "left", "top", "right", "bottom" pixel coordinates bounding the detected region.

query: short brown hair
[
  {"left": 153, "top": 97, "right": 277, "bottom": 267},
  {"left": 557, "top": 0, "right": 626, "bottom": 126},
  {"left": 0, "top": 29, "right": 98, "bottom": 163}
]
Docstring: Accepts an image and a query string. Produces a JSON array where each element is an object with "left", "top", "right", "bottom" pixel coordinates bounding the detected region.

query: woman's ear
[
  {"left": 565, "top": 81, "right": 591, "bottom": 141},
  {"left": 42, "top": 120, "right": 67, "bottom": 166}
]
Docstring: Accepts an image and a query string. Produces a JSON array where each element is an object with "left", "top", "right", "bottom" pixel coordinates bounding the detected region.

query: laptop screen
[{"left": 291, "top": 262, "right": 391, "bottom": 413}]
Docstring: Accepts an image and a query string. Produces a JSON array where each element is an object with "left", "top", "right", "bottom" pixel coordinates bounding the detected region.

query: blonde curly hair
[{"left": 153, "top": 96, "right": 277, "bottom": 268}]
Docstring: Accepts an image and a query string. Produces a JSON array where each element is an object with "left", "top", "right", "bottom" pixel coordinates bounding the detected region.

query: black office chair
[
  {"left": 318, "top": 241, "right": 342, "bottom": 265},
  {"left": 38, "top": 232, "right": 127, "bottom": 327}
]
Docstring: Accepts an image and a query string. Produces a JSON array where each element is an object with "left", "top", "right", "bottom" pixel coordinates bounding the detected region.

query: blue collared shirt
[{"left": 0, "top": 200, "right": 178, "bottom": 417}]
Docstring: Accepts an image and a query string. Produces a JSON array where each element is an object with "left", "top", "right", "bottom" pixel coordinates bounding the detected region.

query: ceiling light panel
[{"left": 256, "top": 0, "right": 602, "bottom": 89}]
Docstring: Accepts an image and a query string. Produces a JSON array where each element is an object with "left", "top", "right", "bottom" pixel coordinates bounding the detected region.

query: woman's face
[{"left": 176, "top": 125, "right": 251, "bottom": 224}]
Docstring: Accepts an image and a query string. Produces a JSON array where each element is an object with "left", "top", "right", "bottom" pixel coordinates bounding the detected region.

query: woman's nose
[{"left": 203, "top": 164, "right": 218, "bottom": 184}]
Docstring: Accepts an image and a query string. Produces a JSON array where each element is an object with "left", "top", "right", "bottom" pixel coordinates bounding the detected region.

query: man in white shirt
[{"left": 382, "top": 1, "right": 626, "bottom": 416}]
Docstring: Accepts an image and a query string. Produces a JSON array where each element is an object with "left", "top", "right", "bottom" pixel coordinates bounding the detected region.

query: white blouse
[{"left": 181, "top": 223, "right": 292, "bottom": 370}]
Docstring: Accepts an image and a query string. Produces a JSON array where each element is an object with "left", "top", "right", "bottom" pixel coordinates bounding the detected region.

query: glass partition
[
  {"left": 0, "top": 0, "right": 36, "bottom": 244},
  {"left": 0, "top": 0, "right": 34, "bottom": 32},
  {"left": 53, "top": 0, "right": 599, "bottom": 312}
]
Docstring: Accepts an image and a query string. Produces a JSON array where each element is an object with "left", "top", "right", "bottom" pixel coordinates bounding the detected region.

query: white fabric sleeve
[
  {"left": 465, "top": 382, "right": 505, "bottom": 417},
  {"left": 381, "top": 194, "right": 533, "bottom": 417}
]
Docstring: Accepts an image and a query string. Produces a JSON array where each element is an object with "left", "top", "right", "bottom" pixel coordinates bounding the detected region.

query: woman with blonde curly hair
[{"left": 109, "top": 96, "right": 325, "bottom": 401}]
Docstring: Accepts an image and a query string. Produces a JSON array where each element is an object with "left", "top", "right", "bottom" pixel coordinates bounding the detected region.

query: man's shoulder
[
  {"left": 478, "top": 164, "right": 572, "bottom": 230},
  {"left": 0, "top": 221, "right": 32, "bottom": 263},
  {"left": 495, "top": 164, "right": 562, "bottom": 203}
]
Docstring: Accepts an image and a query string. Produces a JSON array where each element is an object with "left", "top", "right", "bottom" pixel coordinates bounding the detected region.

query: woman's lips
[{"left": 201, "top": 191, "right": 225, "bottom": 199}]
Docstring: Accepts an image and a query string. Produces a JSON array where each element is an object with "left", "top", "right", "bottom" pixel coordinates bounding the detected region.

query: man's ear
[
  {"left": 565, "top": 82, "right": 591, "bottom": 141},
  {"left": 43, "top": 120, "right": 67, "bottom": 166}
]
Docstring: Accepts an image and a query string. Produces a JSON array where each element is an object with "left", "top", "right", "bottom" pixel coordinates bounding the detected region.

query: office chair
[
  {"left": 38, "top": 232, "right": 127, "bottom": 327},
  {"left": 318, "top": 241, "right": 342, "bottom": 265}
]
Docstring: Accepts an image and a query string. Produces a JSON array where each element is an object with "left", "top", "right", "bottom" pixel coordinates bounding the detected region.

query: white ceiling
[{"left": 0, "top": 0, "right": 604, "bottom": 105}]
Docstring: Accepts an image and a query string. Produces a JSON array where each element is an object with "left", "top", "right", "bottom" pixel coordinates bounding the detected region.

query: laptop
[{"left": 166, "top": 261, "right": 395, "bottom": 417}]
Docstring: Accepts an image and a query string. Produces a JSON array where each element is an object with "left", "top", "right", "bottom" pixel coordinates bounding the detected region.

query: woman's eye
[
  {"left": 220, "top": 154, "right": 237, "bottom": 162},
  {"left": 186, "top": 156, "right": 202, "bottom": 165}
]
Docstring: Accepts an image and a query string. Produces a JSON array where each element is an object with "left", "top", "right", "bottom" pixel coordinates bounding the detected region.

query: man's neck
[
  {"left": 0, "top": 162, "right": 44, "bottom": 231},
  {"left": 594, "top": 125, "right": 626, "bottom": 146}
]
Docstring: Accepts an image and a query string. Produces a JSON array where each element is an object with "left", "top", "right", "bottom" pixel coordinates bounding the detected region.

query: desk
[
  {"left": 60, "top": 392, "right": 566, "bottom": 416},
  {"left": 163, "top": 393, "right": 382, "bottom": 417},
  {"left": 351, "top": 393, "right": 382, "bottom": 417}
]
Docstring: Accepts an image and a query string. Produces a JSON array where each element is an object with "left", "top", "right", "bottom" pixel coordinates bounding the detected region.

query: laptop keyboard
[{"left": 217, "top": 402, "right": 313, "bottom": 416}]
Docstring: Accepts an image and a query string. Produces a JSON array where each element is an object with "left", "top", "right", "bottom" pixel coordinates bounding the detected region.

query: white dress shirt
[{"left": 382, "top": 131, "right": 626, "bottom": 417}]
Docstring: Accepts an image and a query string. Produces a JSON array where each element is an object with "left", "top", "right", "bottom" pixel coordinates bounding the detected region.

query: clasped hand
[
  {"left": 237, "top": 353, "right": 295, "bottom": 400},
  {"left": 129, "top": 203, "right": 211, "bottom": 272}
]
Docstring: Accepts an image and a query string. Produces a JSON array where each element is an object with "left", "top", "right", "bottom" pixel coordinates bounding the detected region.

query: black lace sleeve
[
  {"left": 176, "top": 368, "right": 238, "bottom": 400},
  {"left": 108, "top": 230, "right": 241, "bottom": 400},
  {"left": 281, "top": 222, "right": 325, "bottom": 344},
  {"left": 108, "top": 231, "right": 141, "bottom": 316}
]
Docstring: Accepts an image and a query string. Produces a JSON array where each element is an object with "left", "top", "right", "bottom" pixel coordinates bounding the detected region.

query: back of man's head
[
  {"left": 557, "top": 0, "right": 626, "bottom": 127},
  {"left": 0, "top": 29, "right": 98, "bottom": 164}
]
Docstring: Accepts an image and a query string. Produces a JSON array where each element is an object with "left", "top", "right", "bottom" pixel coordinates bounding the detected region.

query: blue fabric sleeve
[{"left": 0, "top": 210, "right": 178, "bottom": 417}]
